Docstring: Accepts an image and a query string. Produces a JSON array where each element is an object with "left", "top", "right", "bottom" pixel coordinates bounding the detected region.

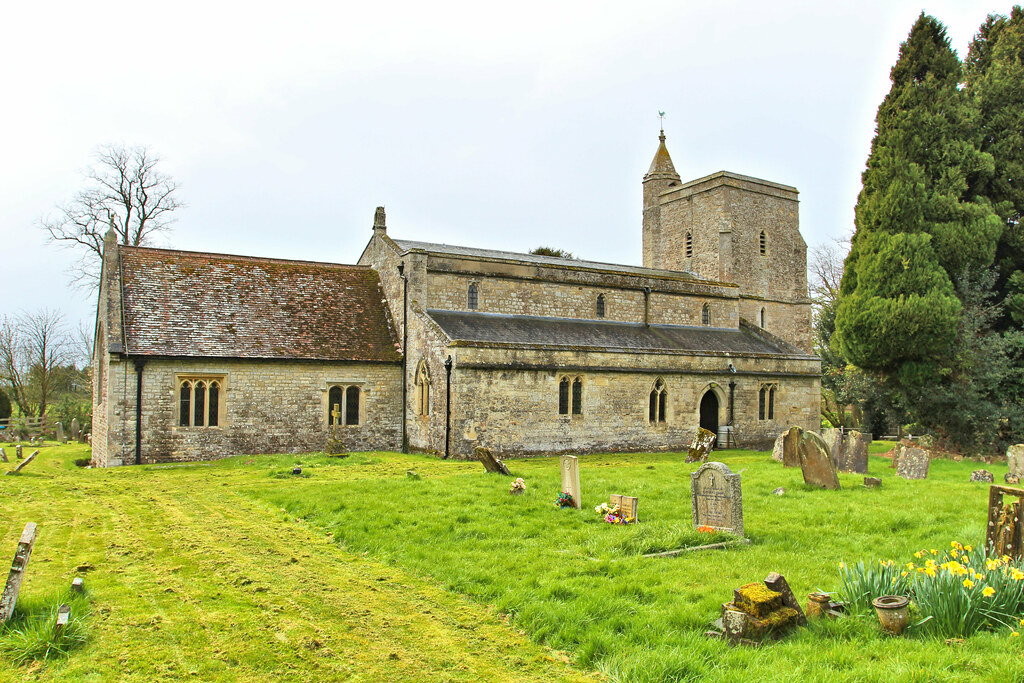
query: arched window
[
  {"left": 346, "top": 386, "right": 360, "bottom": 426},
  {"left": 468, "top": 283, "right": 479, "bottom": 310},
  {"left": 177, "top": 376, "right": 225, "bottom": 428},
  {"left": 572, "top": 377, "right": 583, "bottom": 415},
  {"left": 759, "top": 230, "right": 767, "bottom": 256},
  {"left": 558, "top": 377, "right": 570, "bottom": 415},
  {"left": 768, "top": 385, "right": 776, "bottom": 420},
  {"left": 685, "top": 232, "right": 693, "bottom": 258},
  {"left": 179, "top": 381, "right": 191, "bottom": 426},
  {"left": 193, "top": 381, "right": 206, "bottom": 427},
  {"left": 649, "top": 378, "right": 667, "bottom": 423},
  {"left": 758, "top": 386, "right": 767, "bottom": 420},
  {"left": 415, "top": 361, "right": 430, "bottom": 416},
  {"left": 208, "top": 381, "right": 220, "bottom": 427},
  {"left": 328, "top": 386, "right": 343, "bottom": 426},
  {"left": 596, "top": 294, "right": 606, "bottom": 318},
  {"left": 760, "top": 307, "right": 766, "bottom": 328},
  {"left": 702, "top": 304, "right": 711, "bottom": 326},
  {"left": 759, "top": 384, "right": 777, "bottom": 420}
]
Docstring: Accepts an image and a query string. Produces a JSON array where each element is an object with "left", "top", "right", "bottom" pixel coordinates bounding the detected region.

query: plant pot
[
  {"left": 805, "top": 592, "right": 832, "bottom": 619},
  {"left": 872, "top": 595, "right": 910, "bottom": 635}
]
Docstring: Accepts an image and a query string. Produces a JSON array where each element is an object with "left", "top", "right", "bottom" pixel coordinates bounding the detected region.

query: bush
[
  {"left": 0, "top": 389, "right": 10, "bottom": 420},
  {"left": 48, "top": 395, "right": 91, "bottom": 436}
]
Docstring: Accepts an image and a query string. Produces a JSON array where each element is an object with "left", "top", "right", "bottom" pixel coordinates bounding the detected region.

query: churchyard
[{"left": 3, "top": 441, "right": 1024, "bottom": 681}]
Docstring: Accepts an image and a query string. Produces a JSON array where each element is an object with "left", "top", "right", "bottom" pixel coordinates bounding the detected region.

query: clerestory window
[
  {"left": 468, "top": 283, "right": 479, "bottom": 310},
  {"left": 596, "top": 294, "right": 606, "bottom": 318}
]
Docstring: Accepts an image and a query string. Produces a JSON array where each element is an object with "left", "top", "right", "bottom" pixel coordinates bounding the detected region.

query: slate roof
[
  {"left": 393, "top": 240, "right": 697, "bottom": 280},
  {"left": 118, "top": 247, "right": 401, "bottom": 362},
  {"left": 427, "top": 310, "right": 812, "bottom": 357}
]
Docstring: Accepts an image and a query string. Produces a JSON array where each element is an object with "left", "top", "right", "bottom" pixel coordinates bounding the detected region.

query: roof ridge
[{"left": 120, "top": 245, "right": 369, "bottom": 270}]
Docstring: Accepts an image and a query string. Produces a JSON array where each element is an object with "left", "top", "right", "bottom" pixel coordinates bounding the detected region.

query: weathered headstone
[
  {"left": 55, "top": 604, "right": 71, "bottom": 636},
  {"left": 0, "top": 448, "right": 6, "bottom": 463},
  {"left": 781, "top": 426, "right": 802, "bottom": 468},
  {"left": 71, "top": 418, "right": 80, "bottom": 441},
  {"left": 770, "top": 433, "right": 785, "bottom": 463},
  {"left": 7, "top": 450, "right": 38, "bottom": 475},
  {"left": 971, "top": 470, "right": 995, "bottom": 483},
  {"left": 0, "top": 523, "right": 38, "bottom": 622},
  {"left": 896, "top": 448, "right": 930, "bottom": 480},
  {"left": 560, "top": 455, "right": 581, "bottom": 509},
  {"left": 836, "top": 431, "right": 871, "bottom": 474},
  {"left": 864, "top": 477, "right": 882, "bottom": 488},
  {"left": 764, "top": 571, "right": 806, "bottom": 626},
  {"left": 822, "top": 428, "right": 844, "bottom": 462},
  {"left": 609, "top": 494, "right": 639, "bottom": 521},
  {"left": 717, "top": 579, "right": 800, "bottom": 645},
  {"left": 686, "top": 427, "right": 717, "bottom": 463},
  {"left": 474, "top": 447, "right": 511, "bottom": 476},
  {"left": 55, "top": 422, "right": 64, "bottom": 443},
  {"left": 1008, "top": 444, "right": 1024, "bottom": 479},
  {"left": 797, "top": 431, "right": 840, "bottom": 490},
  {"left": 986, "top": 485, "right": 1024, "bottom": 560},
  {"left": 691, "top": 461, "right": 744, "bottom": 536},
  {"left": 15, "top": 445, "right": 22, "bottom": 460},
  {"left": 71, "top": 577, "right": 84, "bottom": 593},
  {"left": 1007, "top": 473, "right": 1021, "bottom": 485}
]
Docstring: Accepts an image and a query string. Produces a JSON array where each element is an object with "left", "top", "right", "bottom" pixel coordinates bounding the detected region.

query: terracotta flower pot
[
  {"left": 805, "top": 592, "right": 831, "bottom": 619},
  {"left": 872, "top": 595, "right": 910, "bottom": 635}
]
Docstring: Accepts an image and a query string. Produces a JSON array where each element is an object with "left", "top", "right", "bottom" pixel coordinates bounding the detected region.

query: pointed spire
[{"left": 645, "top": 129, "right": 679, "bottom": 181}]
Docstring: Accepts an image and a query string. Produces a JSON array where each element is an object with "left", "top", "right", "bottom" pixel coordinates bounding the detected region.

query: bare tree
[
  {"left": 0, "top": 311, "right": 70, "bottom": 417},
  {"left": 808, "top": 238, "right": 849, "bottom": 311},
  {"left": 41, "top": 144, "right": 183, "bottom": 286}
]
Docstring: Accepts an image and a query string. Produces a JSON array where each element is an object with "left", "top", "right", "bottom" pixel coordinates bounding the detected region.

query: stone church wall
[{"left": 97, "top": 358, "right": 401, "bottom": 464}]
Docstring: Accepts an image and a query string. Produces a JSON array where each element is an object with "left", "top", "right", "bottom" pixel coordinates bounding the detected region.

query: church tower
[{"left": 641, "top": 131, "right": 812, "bottom": 351}]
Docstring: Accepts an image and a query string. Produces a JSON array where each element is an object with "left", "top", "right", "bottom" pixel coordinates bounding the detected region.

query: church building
[{"left": 91, "top": 134, "right": 820, "bottom": 466}]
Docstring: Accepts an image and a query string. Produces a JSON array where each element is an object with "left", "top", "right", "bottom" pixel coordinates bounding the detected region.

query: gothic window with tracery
[
  {"left": 177, "top": 376, "right": 224, "bottom": 427},
  {"left": 415, "top": 361, "right": 430, "bottom": 416},
  {"left": 649, "top": 378, "right": 667, "bottom": 423}
]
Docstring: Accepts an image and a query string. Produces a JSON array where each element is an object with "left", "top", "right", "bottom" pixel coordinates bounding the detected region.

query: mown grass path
[{"left": 0, "top": 445, "right": 592, "bottom": 682}]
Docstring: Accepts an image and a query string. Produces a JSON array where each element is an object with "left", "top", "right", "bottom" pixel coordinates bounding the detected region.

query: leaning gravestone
[
  {"left": 71, "top": 419, "right": 80, "bottom": 442},
  {"left": 836, "top": 430, "right": 871, "bottom": 474},
  {"left": 55, "top": 422, "right": 64, "bottom": 443},
  {"left": 686, "top": 427, "right": 717, "bottom": 463},
  {"left": 474, "top": 446, "right": 511, "bottom": 476},
  {"left": 691, "top": 461, "right": 744, "bottom": 537},
  {"left": 0, "top": 523, "right": 38, "bottom": 623},
  {"left": 896, "top": 448, "right": 930, "bottom": 480},
  {"left": 560, "top": 455, "right": 582, "bottom": 509},
  {"left": 781, "top": 426, "right": 802, "bottom": 468},
  {"left": 0, "top": 448, "right": 6, "bottom": 463},
  {"left": 797, "top": 431, "right": 841, "bottom": 490},
  {"left": 1007, "top": 444, "right": 1024, "bottom": 479},
  {"left": 771, "top": 433, "right": 785, "bottom": 463}
]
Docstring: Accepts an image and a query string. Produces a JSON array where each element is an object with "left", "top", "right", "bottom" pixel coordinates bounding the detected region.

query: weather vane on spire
[{"left": 658, "top": 111, "right": 666, "bottom": 133}]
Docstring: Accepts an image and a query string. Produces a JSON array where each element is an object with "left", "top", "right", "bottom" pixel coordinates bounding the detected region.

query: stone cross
[
  {"left": 0, "top": 522, "right": 38, "bottom": 623},
  {"left": 691, "top": 461, "right": 744, "bottom": 536},
  {"left": 560, "top": 455, "right": 581, "bottom": 509},
  {"left": 331, "top": 403, "right": 342, "bottom": 438}
]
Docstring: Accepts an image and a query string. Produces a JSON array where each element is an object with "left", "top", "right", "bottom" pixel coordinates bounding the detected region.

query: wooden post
[
  {"left": 0, "top": 523, "right": 38, "bottom": 622},
  {"left": 7, "top": 450, "right": 39, "bottom": 475},
  {"left": 560, "top": 455, "right": 581, "bottom": 509}
]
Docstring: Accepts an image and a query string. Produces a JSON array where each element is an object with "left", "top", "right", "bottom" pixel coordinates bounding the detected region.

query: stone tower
[{"left": 641, "top": 133, "right": 812, "bottom": 351}]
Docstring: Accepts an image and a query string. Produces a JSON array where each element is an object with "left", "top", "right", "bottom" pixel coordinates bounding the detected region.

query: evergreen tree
[{"left": 966, "top": 6, "right": 1024, "bottom": 327}]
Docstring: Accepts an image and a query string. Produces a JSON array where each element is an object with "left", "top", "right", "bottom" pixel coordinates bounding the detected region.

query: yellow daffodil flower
[
  {"left": 983, "top": 586, "right": 996, "bottom": 597},
  {"left": 964, "top": 578, "right": 975, "bottom": 588}
]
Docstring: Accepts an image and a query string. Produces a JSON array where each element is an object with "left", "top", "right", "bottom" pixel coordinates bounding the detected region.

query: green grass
[
  {"left": 3, "top": 440, "right": 1023, "bottom": 681},
  {"left": 0, "top": 588, "right": 91, "bottom": 664}
]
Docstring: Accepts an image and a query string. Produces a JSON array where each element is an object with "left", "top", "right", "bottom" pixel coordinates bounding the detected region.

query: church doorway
[{"left": 699, "top": 390, "right": 719, "bottom": 443}]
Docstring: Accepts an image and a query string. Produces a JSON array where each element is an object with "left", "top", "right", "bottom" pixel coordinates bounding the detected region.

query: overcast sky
[{"left": 1, "top": 0, "right": 1011, "bottom": 337}]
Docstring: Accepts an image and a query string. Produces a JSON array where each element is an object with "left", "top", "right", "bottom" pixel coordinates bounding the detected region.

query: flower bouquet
[
  {"left": 595, "top": 502, "right": 635, "bottom": 525},
  {"left": 554, "top": 491, "right": 575, "bottom": 508},
  {"left": 510, "top": 477, "right": 526, "bottom": 495}
]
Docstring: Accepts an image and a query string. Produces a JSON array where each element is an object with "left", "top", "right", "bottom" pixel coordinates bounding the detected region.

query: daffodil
[
  {"left": 906, "top": 562, "right": 916, "bottom": 570},
  {"left": 964, "top": 578, "right": 975, "bottom": 588},
  {"left": 983, "top": 586, "right": 996, "bottom": 597},
  {"left": 931, "top": 549, "right": 938, "bottom": 555},
  {"left": 1013, "top": 631, "right": 1020, "bottom": 638}
]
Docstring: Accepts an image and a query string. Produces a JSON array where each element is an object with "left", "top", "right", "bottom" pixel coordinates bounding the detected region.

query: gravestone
[
  {"left": 0, "top": 448, "right": 6, "bottom": 463},
  {"left": 781, "top": 426, "right": 802, "bottom": 468},
  {"left": 55, "top": 604, "right": 71, "bottom": 635},
  {"left": 474, "top": 447, "right": 511, "bottom": 476},
  {"left": 1007, "top": 473, "right": 1021, "bottom": 485},
  {"left": 691, "top": 461, "right": 744, "bottom": 536},
  {"left": 986, "top": 485, "right": 1024, "bottom": 560},
  {"left": 55, "top": 422, "right": 64, "bottom": 443},
  {"left": 864, "top": 477, "right": 882, "bottom": 488},
  {"left": 1008, "top": 444, "right": 1024, "bottom": 479},
  {"left": 770, "top": 433, "right": 785, "bottom": 463},
  {"left": 609, "top": 494, "right": 639, "bottom": 521},
  {"left": 896, "top": 448, "right": 930, "bottom": 480},
  {"left": 686, "top": 427, "right": 717, "bottom": 463},
  {"left": 71, "top": 418, "right": 80, "bottom": 441},
  {"left": 971, "top": 470, "right": 995, "bottom": 483},
  {"left": 764, "top": 571, "right": 806, "bottom": 625},
  {"left": 822, "top": 428, "right": 843, "bottom": 462},
  {"left": 7, "top": 450, "right": 38, "bottom": 475},
  {"left": 71, "top": 577, "right": 84, "bottom": 593},
  {"left": 797, "top": 431, "right": 840, "bottom": 490},
  {"left": 560, "top": 455, "right": 581, "bottom": 509},
  {"left": 15, "top": 445, "right": 22, "bottom": 460},
  {"left": 836, "top": 431, "right": 871, "bottom": 474},
  {"left": 0, "top": 522, "right": 38, "bottom": 622}
]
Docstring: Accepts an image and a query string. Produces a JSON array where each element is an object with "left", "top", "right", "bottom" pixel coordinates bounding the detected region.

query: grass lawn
[{"left": 2, "top": 442, "right": 1022, "bottom": 681}]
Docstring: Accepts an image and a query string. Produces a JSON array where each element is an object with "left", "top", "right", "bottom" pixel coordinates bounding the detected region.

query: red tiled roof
[{"left": 118, "top": 247, "right": 401, "bottom": 362}]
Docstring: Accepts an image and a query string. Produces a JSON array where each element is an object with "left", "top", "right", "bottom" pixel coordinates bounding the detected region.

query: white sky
[{"left": 0, "top": 0, "right": 1010, "bottom": 334}]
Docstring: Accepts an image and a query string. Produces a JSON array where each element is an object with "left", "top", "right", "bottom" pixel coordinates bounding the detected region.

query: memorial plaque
[
  {"left": 781, "top": 426, "right": 802, "bottom": 468},
  {"left": 560, "top": 455, "right": 581, "bottom": 509},
  {"left": 609, "top": 494, "right": 638, "bottom": 521},
  {"left": 797, "top": 431, "right": 840, "bottom": 489},
  {"left": 896, "top": 448, "right": 930, "bottom": 480},
  {"left": 691, "top": 461, "right": 743, "bottom": 536}
]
